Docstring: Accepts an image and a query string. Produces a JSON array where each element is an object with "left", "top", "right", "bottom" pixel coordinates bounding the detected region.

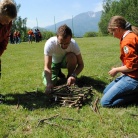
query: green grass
[{"left": 0, "top": 37, "right": 138, "bottom": 138}]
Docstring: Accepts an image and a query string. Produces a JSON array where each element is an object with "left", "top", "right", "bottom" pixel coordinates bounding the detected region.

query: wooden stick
[
  {"left": 61, "top": 117, "right": 81, "bottom": 122},
  {"left": 130, "top": 114, "right": 138, "bottom": 117},
  {"left": 44, "top": 121, "right": 69, "bottom": 130},
  {"left": 91, "top": 97, "right": 103, "bottom": 122},
  {"left": 54, "top": 96, "right": 82, "bottom": 100},
  {"left": 36, "top": 114, "right": 59, "bottom": 127},
  {"left": 92, "top": 97, "right": 99, "bottom": 113}
]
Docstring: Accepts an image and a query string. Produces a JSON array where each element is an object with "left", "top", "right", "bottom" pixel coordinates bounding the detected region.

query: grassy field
[{"left": 0, "top": 37, "right": 138, "bottom": 138}]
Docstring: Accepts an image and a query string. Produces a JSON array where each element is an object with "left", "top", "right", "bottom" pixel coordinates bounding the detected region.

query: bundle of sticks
[{"left": 49, "top": 85, "right": 93, "bottom": 108}]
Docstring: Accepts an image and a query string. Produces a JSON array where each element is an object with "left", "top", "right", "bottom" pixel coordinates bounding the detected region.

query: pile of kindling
[{"left": 49, "top": 85, "right": 93, "bottom": 108}]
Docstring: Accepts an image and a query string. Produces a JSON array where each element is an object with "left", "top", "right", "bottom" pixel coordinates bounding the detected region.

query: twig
[
  {"left": 52, "top": 84, "right": 68, "bottom": 91},
  {"left": 92, "top": 97, "right": 99, "bottom": 113},
  {"left": 61, "top": 117, "right": 81, "bottom": 122},
  {"left": 36, "top": 114, "right": 59, "bottom": 127},
  {"left": 130, "top": 114, "right": 138, "bottom": 117},
  {"left": 44, "top": 121, "right": 69, "bottom": 131},
  {"left": 91, "top": 97, "right": 103, "bottom": 123},
  {"left": 36, "top": 115, "right": 75, "bottom": 131}
]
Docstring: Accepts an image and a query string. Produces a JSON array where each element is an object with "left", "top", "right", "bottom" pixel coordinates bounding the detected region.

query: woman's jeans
[{"left": 100, "top": 75, "right": 138, "bottom": 107}]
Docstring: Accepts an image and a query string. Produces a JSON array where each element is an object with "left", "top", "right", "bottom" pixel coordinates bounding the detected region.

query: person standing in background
[
  {"left": 17, "top": 30, "right": 21, "bottom": 44},
  {"left": 9, "top": 31, "right": 14, "bottom": 44},
  {"left": 28, "top": 29, "right": 34, "bottom": 44},
  {"left": 13, "top": 30, "right": 17, "bottom": 44}
]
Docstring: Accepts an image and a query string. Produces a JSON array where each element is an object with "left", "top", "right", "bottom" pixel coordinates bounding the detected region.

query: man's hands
[
  {"left": 45, "top": 83, "right": 54, "bottom": 94},
  {"left": 45, "top": 75, "right": 76, "bottom": 95},
  {"left": 67, "top": 76, "right": 76, "bottom": 86}
]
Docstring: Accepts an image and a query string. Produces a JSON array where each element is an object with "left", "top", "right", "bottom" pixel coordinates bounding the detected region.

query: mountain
[{"left": 45, "top": 11, "right": 102, "bottom": 37}]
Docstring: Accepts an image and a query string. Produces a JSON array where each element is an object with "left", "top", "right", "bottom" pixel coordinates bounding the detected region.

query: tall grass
[{"left": 0, "top": 37, "right": 138, "bottom": 138}]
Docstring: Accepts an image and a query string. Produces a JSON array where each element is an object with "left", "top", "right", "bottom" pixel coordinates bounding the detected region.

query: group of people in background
[
  {"left": 27, "top": 28, "right": 42, "bottom": 43},
  {"left": 9, "top": 30, "right": 21, "bottom": 44},
  {"left": 9, "top": 28, "right": 42, "bottom": 44}
]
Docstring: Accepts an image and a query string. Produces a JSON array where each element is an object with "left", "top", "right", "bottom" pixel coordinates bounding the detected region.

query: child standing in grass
[{"left": 101, "top": 16, "right": 138, "bottom": 107}]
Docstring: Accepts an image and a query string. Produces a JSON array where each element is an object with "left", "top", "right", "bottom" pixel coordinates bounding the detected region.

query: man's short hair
[{"left": 57, "top": 24, "right": 72, "bottom": 38}]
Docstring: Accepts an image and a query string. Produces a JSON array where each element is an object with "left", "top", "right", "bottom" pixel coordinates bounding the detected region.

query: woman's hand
[{"left": 108, "top": 68, "right": 118, "bottom": 77}]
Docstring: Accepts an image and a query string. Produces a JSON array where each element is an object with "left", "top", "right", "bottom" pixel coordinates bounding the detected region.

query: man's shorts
[
  {"left": 28, "top": 35, "right": 32, "bottom": 41},
  {"left": 42, "top": 56, "right": 67, "bottom": 85}
]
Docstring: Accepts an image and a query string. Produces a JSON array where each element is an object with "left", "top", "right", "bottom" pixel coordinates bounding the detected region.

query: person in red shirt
[
  {"left": 28, "top": 29, "right": 34, "bottom": 44},
  {"left": 17, "top": 31, "right": 21, "bottom": 43},
  {"left": 101, "top": 16, "right": 138, "bottom": 107},
  {"left": 0, "top": 0, "right": 17, "bottom": 79}
]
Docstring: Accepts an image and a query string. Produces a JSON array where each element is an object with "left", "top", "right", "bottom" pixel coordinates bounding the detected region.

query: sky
[{"left": 15, "top": 0, "right": 104, "bottom": 28}]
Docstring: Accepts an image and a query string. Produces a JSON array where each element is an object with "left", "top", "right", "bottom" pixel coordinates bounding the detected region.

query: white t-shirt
[{"left": 44, "top": 36, "right": 80, "bottom": 63}]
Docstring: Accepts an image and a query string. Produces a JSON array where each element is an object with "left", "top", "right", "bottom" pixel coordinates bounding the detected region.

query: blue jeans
[{"left": 100, "top": 75, "right": 138, "bottom": 107}]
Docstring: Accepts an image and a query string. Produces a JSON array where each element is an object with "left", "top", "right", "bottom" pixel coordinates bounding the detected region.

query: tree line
[
  {"left": 98, "top": 0, "right": 138, "bottom": 35},
  {"left": 12, "top": 0, "right": 138, "bottom": 40},
  {"left": 11, "top": 0, "right": 55, "bottom": 42}
]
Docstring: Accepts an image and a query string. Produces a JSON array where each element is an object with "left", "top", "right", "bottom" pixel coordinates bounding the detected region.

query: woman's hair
[
  {"left": 57, "top": 24, "right": 72, "bottom": 38},
  {"left": 0, "top": 0, "right": 17, "bottom": 19},
  {"left": 108, "top": 15, "right": 138, "bottom": 35}
]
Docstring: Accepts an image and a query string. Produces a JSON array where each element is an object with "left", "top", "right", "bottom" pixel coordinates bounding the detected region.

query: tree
[
  {"left": 98, "top": 0, "right": 113, "bottom": 35},
  {"left": 83, "top": 32, "right": 98, "bottom": 37},
  {"left": 11, "top": 0, "right": 27, "bottom": 42},
  {"left": 99, "top": 0, "right": 138, "bottom": 35},
  {"left": 41, "top": 31, "right": 55, "bottom": 40}
]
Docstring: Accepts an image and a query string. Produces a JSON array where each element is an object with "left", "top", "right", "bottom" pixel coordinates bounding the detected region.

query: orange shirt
[
  {"left": 28, "top": 30, "right": 33, "bottom": 35},
  {"left": 120, "top": 32, "right": 138, "bottom": 78}
]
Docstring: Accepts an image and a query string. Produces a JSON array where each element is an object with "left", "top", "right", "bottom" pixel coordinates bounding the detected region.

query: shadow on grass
[
  {"left": 1, "top": 75, "right": 107, "bottom": 110},
  {"left": 3, "top": 91, "right": 58, "bottom": 110},
  {"left": 76, "top": 75, "right": 107, "bottom": 92},
  {"left": 57, "top": 75, "right": 107, "bottom": 93}
]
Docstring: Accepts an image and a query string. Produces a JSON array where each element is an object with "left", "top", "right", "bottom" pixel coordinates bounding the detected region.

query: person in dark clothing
[
  {"left": 9, "top": 31, "right": 14, "bottom": 44},
  {"left": 34, "top": 29, "right": 39, "bottom": 42}
]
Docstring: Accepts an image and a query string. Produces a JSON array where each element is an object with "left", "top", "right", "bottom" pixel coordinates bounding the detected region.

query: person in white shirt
[{"left": 43, "top": 24, "right": 84, "bottom": 94}]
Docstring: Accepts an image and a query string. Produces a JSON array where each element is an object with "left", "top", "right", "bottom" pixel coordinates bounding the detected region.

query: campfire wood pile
[{"left": 49, "top": 85, "right": 93, "bottom": 108}]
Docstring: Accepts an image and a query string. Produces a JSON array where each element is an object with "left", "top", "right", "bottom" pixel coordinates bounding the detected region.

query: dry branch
[{"left": 91, "top": 97, "right": 103, "bottom": 122}]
